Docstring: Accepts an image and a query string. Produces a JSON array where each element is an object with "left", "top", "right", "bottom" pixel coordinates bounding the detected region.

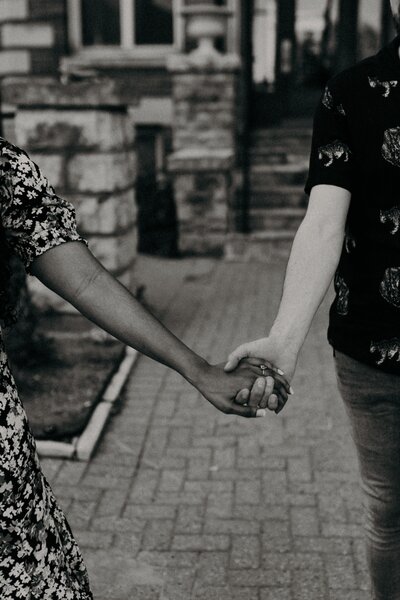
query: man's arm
[{"left": 225, "top": 183, "right": 351, "bottom": 411}]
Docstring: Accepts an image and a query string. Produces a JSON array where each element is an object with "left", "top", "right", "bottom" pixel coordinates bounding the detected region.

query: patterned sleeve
[
  {"left": 305, "top": 81, "right": 354, "bottom": 195},
  {"left": 0, "top": 141, "right": 87, "bottom": 272}
]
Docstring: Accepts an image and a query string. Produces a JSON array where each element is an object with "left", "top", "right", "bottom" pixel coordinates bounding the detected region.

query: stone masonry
[
  {"left": 0, "top": 0, "right": 66, "bottom": 77},
  {"left": 2, "top": 77, "right": 138, "bottom": 312},
  {"left": 168, "top": 25, "right": 243, "bottom": 255}
]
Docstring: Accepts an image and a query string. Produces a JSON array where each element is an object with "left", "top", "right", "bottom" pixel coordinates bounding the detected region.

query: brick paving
[{"left": 40, "top": 256, "right": 370, "bottom": 600}]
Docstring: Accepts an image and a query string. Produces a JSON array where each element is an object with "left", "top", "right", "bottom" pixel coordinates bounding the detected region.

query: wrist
[
  {"left": 268, "top": 327, "right": 303, "bottom": 357},
  {"left": 180, "top": 354, "right": 210, "bottom": 387}
]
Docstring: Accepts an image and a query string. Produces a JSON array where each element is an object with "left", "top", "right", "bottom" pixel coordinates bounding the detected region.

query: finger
[
  {"left": 267, "top": 393, "right": 279, "bottom": 411},
  {"left": 235, "top": 388, "right": 250, "bottom": 405},
  {"left": 272, "top": 384, "right": 289, "bottom": 414},
  {"left": 243, "top": 357, "right": 276, "bottom": 370},
  {"left": 259, "top": 376, "right": 275, "bottom": 409},
  {"left": 275, "top": 394, "right": 289, "bottom": 415},
  {"left": 247, "top": 364, "right": 293, "bottom": 396},
  {"left": 224, "top": 344, "right": 250, "bottom": 372},
  {"left": 228, "top": 402, "right": 266, "bottom": 418},
  {"left": 248, "top": 377, "right": 266, "bottom": 408},
  {"left": 244, "top": 357, "right": 286, "bottom": 377},
  {"left": 272, "top": 380, "right": 289, "bottom": 404},
  {"left": 268, "top": 373, "right": 294, "bottom": 396}
]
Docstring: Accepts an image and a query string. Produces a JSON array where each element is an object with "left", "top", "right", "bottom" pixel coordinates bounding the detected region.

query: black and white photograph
[{"left": 0, "top": 0, "right": 398, "bottom": 598}]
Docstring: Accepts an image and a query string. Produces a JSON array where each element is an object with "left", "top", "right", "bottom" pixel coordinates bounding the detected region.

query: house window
[
  {"left": 135, "top": 1, "right": 174, "bottom": 45},
  {"left": 81, "top": 0, "right": 121, "bottom": 46},
  {"left": 68, "top": 0, "right": 182, "bottom": 51}
]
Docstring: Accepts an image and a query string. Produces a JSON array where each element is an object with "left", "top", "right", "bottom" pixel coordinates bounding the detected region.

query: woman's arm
[
  {"left": 30, "top": 241, "right": 270, "bottom": 417},
  {"left": 225, "top": 184, "right": 351, "bottom": 411}
]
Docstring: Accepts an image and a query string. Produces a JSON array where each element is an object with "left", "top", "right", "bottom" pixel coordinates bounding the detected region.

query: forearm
[
  {"left": 269, "top": 216, "right": 344, "bottom": 353},
  {"left": 32, "top": 244, "right": 207, "bottom": 384}
]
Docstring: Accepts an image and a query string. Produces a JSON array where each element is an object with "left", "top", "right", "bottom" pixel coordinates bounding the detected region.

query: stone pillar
[
  {"left": 167, "top": 4, "right": 242, "bottom": 255},
  {"left": 2, "top": 77, "right": 138, "bottom": 313}
]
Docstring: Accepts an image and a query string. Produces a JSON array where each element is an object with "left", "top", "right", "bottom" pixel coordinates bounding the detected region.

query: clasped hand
[{"left": 195, "top": 336, "right": 295, "bottom": 418}]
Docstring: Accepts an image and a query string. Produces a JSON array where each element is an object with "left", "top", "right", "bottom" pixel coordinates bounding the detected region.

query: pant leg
[{"left": 334, "top": 350, "right": 400, "bottom": 600}]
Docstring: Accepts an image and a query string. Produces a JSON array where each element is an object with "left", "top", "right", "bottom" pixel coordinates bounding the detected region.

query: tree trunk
[
  {"left": 336, "top": 0, "right": 360, "bottom": 73},
  {"left": 381, "top": 0, "right": 396, "bottom": 47}
]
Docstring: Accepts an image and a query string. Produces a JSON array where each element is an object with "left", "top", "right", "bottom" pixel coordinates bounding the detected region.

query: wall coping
[
  {"left": 60, "top": 50, "right": 171, "bottom": 74},
  {"left": 2, "top": 77, "right": 140, "bottom": 109},
  {"left": 168, "top": 148, "right": 235, "bottom": 172},
  {"left": 167, "top": 52, "right": 241, "bottom": 73}
]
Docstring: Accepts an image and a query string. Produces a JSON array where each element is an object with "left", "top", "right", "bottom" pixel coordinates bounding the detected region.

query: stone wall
[
  {"left": 168, "top": 150, "right": 235, "bottom": 255},
  {"left": 2, "top": 77, "right": 138, "bottom": 313},
  {"left": 0, "top": 0, "right": 66, "bottom": 77},
  {"left": 168, "top": 50, "right": 242, "bottom": 255},
  {"left": 170, "top": 61, "right": 241, "bottom": 153}
]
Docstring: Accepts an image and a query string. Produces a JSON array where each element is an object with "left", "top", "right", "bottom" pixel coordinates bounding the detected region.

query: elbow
[
  {"left": 70, "top": 261, "right": 104, "bottom": 305},
  {"left": 296, "top": 211, "right": 346, "bottom": 248}
]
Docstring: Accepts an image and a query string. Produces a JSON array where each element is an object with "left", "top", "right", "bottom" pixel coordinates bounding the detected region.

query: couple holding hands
[{"left": 4, "top": 21, "right": 400, "bottom": 592}]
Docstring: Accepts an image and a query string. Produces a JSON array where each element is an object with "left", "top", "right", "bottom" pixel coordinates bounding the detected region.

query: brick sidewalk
[{"left": 40, "top": 256, "right": 369, "bottom": 600}]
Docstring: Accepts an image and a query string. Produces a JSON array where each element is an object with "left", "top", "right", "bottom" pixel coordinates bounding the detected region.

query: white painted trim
[
  {"left": 121, "top": 0, "right": 134, "bottom": 48},
  {"left": 67, "top": 0, "right": 82, "bottom": 50},
  {"left": 227, "top": 0, "right": 237, "bottom": 53},
  {"left": 36, "top": 346, "right": 139, "bottom": 461},
  {"left": 174, "top": 0, "right": 184, "bottom": 51}
]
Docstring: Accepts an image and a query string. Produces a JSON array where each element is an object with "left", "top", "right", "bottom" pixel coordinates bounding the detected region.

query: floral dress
[{"left": 0, "top": 137, "right": 93, "bottom": 599}]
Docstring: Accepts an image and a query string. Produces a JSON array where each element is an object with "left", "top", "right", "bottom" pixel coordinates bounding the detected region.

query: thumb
[{"left": 224, "top": 344, "right": 250, "bottom": 372}]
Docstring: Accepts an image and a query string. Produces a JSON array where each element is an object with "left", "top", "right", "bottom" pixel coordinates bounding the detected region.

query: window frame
[{"left": 67, "top": 0, "right": 184, "bottom": 55}]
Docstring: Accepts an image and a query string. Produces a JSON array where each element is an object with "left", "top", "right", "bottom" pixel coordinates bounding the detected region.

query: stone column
[
  {"left": 167, "top": 4, "right": 242, "bottom": 255},
  {"left": 2, "top": 77, "right": 138, "bottom": 312}
]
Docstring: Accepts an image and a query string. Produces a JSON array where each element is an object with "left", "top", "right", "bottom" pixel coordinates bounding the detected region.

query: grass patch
[{"left": 10, "top": 334, "right": 124, "bottom": 441}]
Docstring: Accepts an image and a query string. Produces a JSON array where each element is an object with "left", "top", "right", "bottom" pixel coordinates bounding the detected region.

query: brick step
[
  {"left": 250, "top": 131, "right": 312, "bottom": 148},
  {"left": 248, "top": 207, "right": 306, "bottom": 232},
  {"left": 249, "top": 150, "right": 309, "bottom": 166},
  {"left": 249, "top": 186, "right": 308, "bottom": 209},
  {"left": 251, "top": 127, "right": 312, "bottom": 140},
  {"left": 225, "top": 232, "right": 295, "bottom": 262},
  {"left": 250, "top": 138, "right": 312, "bottom": 151},
  {"left": 250, "top": 162, "right": 309, "bottom": 187}
]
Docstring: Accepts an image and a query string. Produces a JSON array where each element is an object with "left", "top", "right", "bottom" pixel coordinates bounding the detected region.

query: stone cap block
[
  {"left": 2, "top": 77, "right": 140, "bottom": 109},
  {"left": 167, "top": 52, "right": 241, "bottom": 73},
  {"left": 168, "top": 148, "right": 235, "bottom": 172}
]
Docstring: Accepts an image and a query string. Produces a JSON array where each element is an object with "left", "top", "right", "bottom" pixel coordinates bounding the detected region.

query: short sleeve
[
  {"left": 305, "top": 82, "right": 354, "bottom": 196},
  {"left": 0, "top": 141, "right": 87, "bottom": 272}
]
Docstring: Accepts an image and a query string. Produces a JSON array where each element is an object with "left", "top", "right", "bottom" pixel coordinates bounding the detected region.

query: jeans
[{"left": 334, "top": 349, "right": 400, "bottom": 600}]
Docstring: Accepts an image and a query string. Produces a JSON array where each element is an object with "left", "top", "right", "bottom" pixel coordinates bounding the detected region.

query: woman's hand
[
  {"left": 224, "top": 337, "right": 298, "bottom": 414},
  {"left": 192, "top": 361, "right": 279, "bottom": 418}
]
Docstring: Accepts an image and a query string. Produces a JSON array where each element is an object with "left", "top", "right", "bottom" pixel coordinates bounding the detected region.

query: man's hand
[
  {"left": 193, "top": 360, "right": 290, "bottom": 418},
  {"left": 225, "top": 338, "right": 298, "bottom": 414}
]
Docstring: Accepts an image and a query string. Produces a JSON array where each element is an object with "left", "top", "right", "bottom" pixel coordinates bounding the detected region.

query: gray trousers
[{"left": 334, "top": 349, "right": 400, "bottom": 600}]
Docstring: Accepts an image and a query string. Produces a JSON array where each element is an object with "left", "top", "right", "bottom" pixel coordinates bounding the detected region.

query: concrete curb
[{"left": 36, "top": 346, "right": 139, "bottom": 461}]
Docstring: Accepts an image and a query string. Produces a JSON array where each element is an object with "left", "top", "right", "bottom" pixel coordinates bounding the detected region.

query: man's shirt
[{"left": 305, "top": 36, "right": 400, "bottom": 374}]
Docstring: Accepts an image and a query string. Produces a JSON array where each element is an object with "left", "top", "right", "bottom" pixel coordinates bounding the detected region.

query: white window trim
[
  {"left": 226, "top": 0, "right": 239, "bottom": 54},
  {"left": 67, "top": 0, "right": 184, "bottom": 54}
]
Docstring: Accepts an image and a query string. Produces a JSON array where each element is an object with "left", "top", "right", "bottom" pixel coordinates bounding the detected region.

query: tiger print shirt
[{"left": 305, "top": 35, "right": 400, "bottom": 374}]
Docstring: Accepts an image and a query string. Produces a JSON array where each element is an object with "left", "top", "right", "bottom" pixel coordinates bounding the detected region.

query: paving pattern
[{"left": 40, "top": 256, "right": 370, "bottom": 600}]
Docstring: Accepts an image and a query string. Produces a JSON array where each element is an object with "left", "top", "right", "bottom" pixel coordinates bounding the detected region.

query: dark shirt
[{"left": 305, "top": 36, "right": 400, "bottom": 374}]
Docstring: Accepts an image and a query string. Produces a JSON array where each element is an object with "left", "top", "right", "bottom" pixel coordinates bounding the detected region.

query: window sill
[{"left": 61, "top": 47, "right": 177, "bottom": 73}]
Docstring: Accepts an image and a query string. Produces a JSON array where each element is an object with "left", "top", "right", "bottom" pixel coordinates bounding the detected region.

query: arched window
[{"left": 68, "top": 0, "right": 183, "bottom": 51}]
